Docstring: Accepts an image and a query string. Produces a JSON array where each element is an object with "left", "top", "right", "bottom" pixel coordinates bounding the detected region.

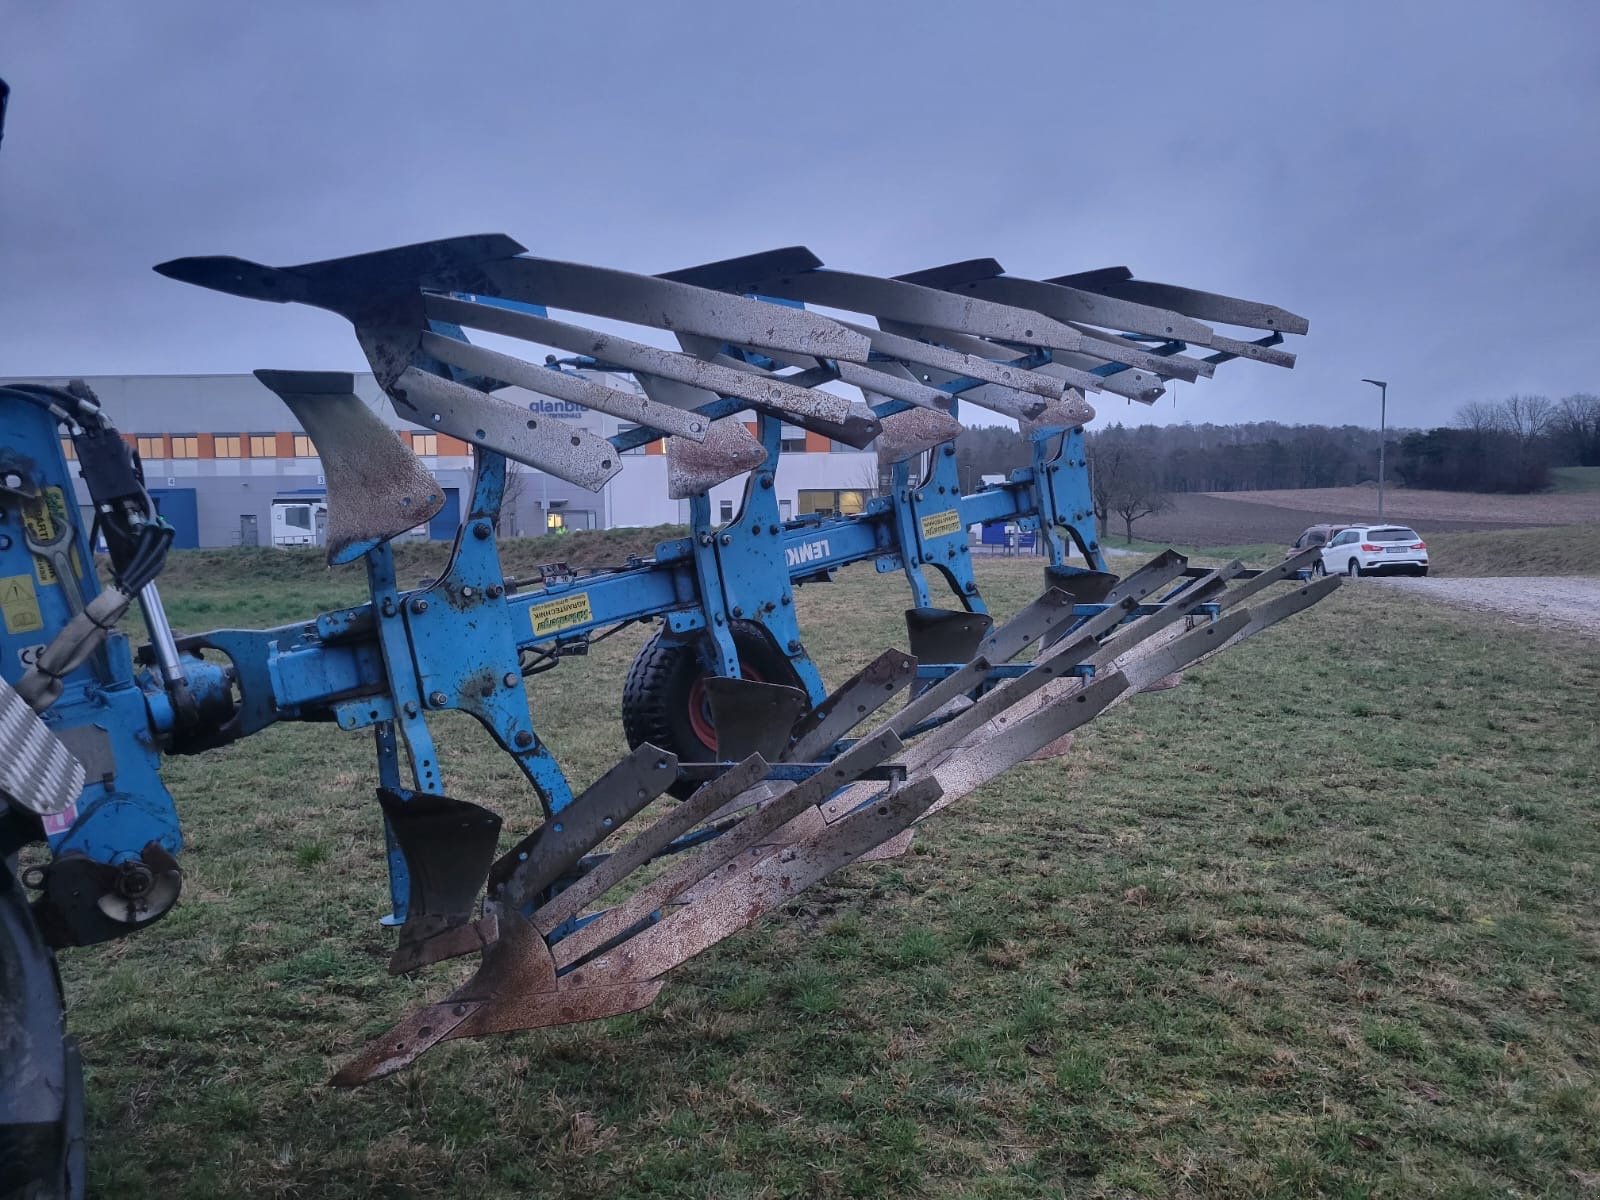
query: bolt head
[
  {"left": 473, "top": 521, "right": 491, "bottom": 539},
  {"left": 514, "top": 730, "right": 534, "bottom": 748},
  {"left": 428, "top": 690, "right": 449, "bottom": 707},
  {"left": 504, "top": 672, "right": 520, "bottom": 687},
  {"left": 411, "top": 598, "right": 429, "bottom": 614}
]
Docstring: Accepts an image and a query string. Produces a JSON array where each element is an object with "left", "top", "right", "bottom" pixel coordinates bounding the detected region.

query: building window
[
  {"left": 719, "top": 499, "right": 735, "bottom": 523},
  {"left": 170, "top": 435, "right": 198, "bottom": 459},
  {"left": 136, "top": 435, "right": 165, "bottom": 460},
  {"left": 412, "top": 433, "right": 438, "bottom": 456},
  {"left": 617, "top": 424, "right": 648, "bottom": 455},
  {"left": 248, "top": 434, "right": 276, "bottom": 458},
  {"left": 797, "top": 489, "right": 866, "bottom": 517},
  {"left": 60, "top": 439, "right": 77, "bottom": 461},
  {"left": 215, "top": 435, "right": 242, "bottom": 458},
  {"left": 293, "top": 435, "right": 315, "bottom": 458},
  {"left": 780, "top": 423, "right": 808, "bottom": 453}
]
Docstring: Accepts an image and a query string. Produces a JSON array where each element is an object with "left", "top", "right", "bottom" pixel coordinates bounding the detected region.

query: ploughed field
[{"left": 1141, "top": 486, "right": 1600, "bottom": 548}]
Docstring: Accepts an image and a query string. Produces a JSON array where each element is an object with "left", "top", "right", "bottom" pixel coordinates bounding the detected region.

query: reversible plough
[{"left": 2, "top": 219, "right": 1334, "bottom": 1192}]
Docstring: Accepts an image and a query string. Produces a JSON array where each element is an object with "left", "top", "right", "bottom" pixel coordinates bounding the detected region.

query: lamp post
[{"left": 1361, "top": 378, "right": 1387, "bottom": 520}]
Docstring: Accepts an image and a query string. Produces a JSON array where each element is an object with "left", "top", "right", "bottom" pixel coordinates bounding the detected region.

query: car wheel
[
  {"left": 1346, "top": 558, "right": 1361, "bottom": 577},
  {"left": 1310, "top": 559, "right": 1325, "bottom": 577},
  {"left": 1416, "top": 566, "right": 1428, "bottom": 577}
]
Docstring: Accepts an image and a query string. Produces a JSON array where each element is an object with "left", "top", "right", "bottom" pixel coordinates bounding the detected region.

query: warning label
[
  {"left": 920, "top": 509, "right": 963, "bottom": 540},
  {"left": 529, "top": 591, "right": 594, "bottom": 636},
  {"left": 21, "top": 488, "right": 75, "bottom": 586},
  {"left": 0, "top": 574, "right": 44, "bottom": 634}
]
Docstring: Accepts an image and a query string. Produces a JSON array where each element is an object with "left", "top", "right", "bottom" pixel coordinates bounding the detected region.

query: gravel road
[{"left": 1374, "top": 575, "right": 1600, "bottom": 637}]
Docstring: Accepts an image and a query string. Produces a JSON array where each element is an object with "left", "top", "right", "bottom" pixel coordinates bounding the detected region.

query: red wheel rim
[{"left": 686, "top": 664, "right": 764, "bottom": 752}]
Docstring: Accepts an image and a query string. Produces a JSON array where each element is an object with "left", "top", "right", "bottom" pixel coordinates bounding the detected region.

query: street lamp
[{"left": 1361, "top": 378, "right": 1388, "bottom": 520}]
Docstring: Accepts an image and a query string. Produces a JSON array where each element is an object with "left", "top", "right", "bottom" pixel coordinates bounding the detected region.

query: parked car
[
  {"left": 1314, "top": 525, "right": 1429, "bottom": 576},
  {"left": 1285, "top": 523, "right": 1348, "bottom": 560}
]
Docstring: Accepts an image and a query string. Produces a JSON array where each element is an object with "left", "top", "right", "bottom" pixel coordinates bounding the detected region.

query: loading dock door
[
  {"left": 148, "top": 487, "right": 200, "bottom": 549},
  {"left": 428, "top": 488, "right": 460, "bottom": 541}
]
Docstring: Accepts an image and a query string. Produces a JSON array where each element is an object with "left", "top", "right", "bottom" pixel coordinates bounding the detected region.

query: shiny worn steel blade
[
  {"left": 426, "top": 293, "right": 852, "bottom": 426},
  {"left": 909, "top": 267, "right": 1217, "bottom": 345},
  {"left": 875, "top": 406, "right": 963, "bottom": 465},
  {"left": 1184, "top": 576, "right": 1341, "bottom": 673},
  {"left": 666, "top": 417, "right": 769, "bottom": 498},
  {"left": 739, "top": 268, "right": 1205, "bottom": 381},
  {"left": 418, "top": 331, "right": 709, "bottom": 442},
  {"left": 254, "top": 370, "right": 445, "bottom": 565},
  {"left": 786, "top": 649, "right": 918, "bottom": 762},
  {"left": 1214, "top": 545, "right": 1322, "bottom": 610},
  {"left": 377, "top": 788, "right": 503, "bottom": 975},
  {"left": 532, "top": 754, "right": 770, "bottom": 937},
  {"left": 388, "top": 366, "right": 621, "bottom": 490},
  {"left": 1022, "top": 391, "right": 1096, "bottom": 436},
  {"left": 917, "top": 672, "right": 1131, "bottom": 820},
  {"left": 330, "top": 906, "right": 661, "bottom": 1086},
  {"left": 1047, "top": 268, "right": 1310, "bottom": 336},
  {"left": 481, "top": 256, "right": 870, "bottom": 364},
  {"left": 489, "top": 743, "right": 678, "bottom": 912},
  {"left": 552, "top": 727, "right": 903, "bottom": 969},
  {"left": 587, "top": 774, "right": 944, "bottom": 985},
  {"left": 0, "top": 674, "right": 83, "bottom": 816}
]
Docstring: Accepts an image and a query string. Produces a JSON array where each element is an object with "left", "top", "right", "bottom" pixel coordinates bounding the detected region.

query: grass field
[
  {"left": 1102, "top": 525, "right": 1600, "bottom": 579},
  {"left": 61, "top": 553, "right": 1600, "bottom": 1198},
  {"left": 1551, "top": 467, "right": 1600, "bottom": 495}
]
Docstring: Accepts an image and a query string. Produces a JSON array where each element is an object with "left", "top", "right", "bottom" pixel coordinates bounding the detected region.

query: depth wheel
[{"left": 621, "top": 621, "right": 804, "bottom": 795}]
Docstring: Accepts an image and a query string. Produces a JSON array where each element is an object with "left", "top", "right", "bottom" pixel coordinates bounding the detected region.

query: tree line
[{"left": 954, "top": 393, "right": 1599, "bottom": 501}]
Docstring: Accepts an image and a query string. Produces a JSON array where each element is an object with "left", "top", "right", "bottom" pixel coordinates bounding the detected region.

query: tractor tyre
[
  {"left": 621, "top": 621, "right": 803, "bottom": 796},
  {"left": 0, "top": 860, "right": 86, "bottom": 1200}
]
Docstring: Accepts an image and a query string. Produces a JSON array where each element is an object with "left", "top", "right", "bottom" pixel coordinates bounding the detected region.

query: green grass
[
  {"left": 1426, "top": 523, "right": 1600, "bottom": 577},
  {"left": 56, "top": 555, "right": 1600, "bottom": 1198},
  {"left": 1550, "top": 466, "right": 1600, "bottom": 494}
]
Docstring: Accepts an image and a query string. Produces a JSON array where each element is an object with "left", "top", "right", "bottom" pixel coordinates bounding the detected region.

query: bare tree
[
  {"left": 1555, "top": 394, "right": 1600, "bottom": 466},
  {"left": 1088, "top": 437, "right": 1171, "bottom": 543},
  {"left": 498, "top": 465, "right": 529, "bottom": 536}
]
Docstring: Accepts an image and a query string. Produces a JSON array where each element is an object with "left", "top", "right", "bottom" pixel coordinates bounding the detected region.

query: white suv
[{"left": 1316, "top": 525, "right": 1429, "bottom": 577}]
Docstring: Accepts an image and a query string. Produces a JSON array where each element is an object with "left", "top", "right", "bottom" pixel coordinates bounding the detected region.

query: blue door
[
  {"left": 428, "top": 488, "right": 460, "bottom": 541},
  {"left": 148, "top": 487, "right": 200, "bottom": 549}
]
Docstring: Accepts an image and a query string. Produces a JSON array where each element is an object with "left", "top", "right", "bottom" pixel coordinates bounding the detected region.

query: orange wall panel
[
  {"left": 197, "top": 433, "right": 215, "bottom": 459},
  {"left": 804, "top": 430, "right": 830, "bottom": 454},
  {"left": 438, "top": 434, "right": 469, "bottom": 455},
  {"left": 275, "top": 433, "right": 294, "bottom": 458}
]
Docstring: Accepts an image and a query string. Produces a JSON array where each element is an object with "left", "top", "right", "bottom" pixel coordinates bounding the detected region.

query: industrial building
[{"left": 4, "top": 372, "right": 883, "bottom": 549}]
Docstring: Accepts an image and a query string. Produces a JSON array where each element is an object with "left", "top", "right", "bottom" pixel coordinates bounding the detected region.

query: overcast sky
[{"left": 4, "top": 1, "right": 1598, "bottom": 432}]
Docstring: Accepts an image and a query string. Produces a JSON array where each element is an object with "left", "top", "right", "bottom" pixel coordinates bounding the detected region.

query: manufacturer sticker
[
  {"left": 21, "top": 488, "right": 76, "bottom": 586},
  {"left": 42, "top": 802, "right": 78, "bottom": 837},
  {"left": 529, "top": 591, "right": 594, "bottom": 636},
  {"left": 0, "top": 574, "right": 44, "bottom": 634},
  {"left": 920, "top": 509, "right": 963, "bottom": 540}
]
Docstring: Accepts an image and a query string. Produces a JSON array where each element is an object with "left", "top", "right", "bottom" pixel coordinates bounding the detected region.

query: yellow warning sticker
[
  {"left": 21, "top": 495, "right": 57, "bottom": 585},
  {"left": 0, "top": 574, "right": 44, "bottom": 634},
  {"left": 21, "top": 488, "right": 76, "bottom": 586},
  {"left": 920, "top": 509, "right": 963, "bottom": 540},
  {"left": 529, "top": 591, "right": 593, "bottom": 636}
]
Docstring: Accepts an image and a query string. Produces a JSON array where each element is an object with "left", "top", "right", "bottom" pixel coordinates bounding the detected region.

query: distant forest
[{"left": 955, "top": 393, "right": 1600, "bottom": 497}]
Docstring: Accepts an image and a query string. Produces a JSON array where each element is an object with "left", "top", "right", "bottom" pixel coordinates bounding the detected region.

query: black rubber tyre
[
  {"left": 1310, "top": 559, "right": 1325, "bottom": 577},
  {"left": 1, "top": 861, "right": 86, "bottom": 1200},
  {"left": 1346, "top": 558, "right": 1362, "bottom": 578},
  {"left": 1416, "top": 566, "right": 1429, "bottom": 577},
  {"left": 621, "top": 621, "right": 804, "bottom": 795}
]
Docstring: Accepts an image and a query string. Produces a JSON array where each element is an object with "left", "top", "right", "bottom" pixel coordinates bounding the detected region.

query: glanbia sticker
[
  {"left": 529, "top": 592, "right": 593, "bottom": 636},
  {"left": 919, "top": 509, "right": 963, "bottom": 540}
]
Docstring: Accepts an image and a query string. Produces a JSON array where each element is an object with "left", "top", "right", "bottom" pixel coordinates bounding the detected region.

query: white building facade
[{"left": 6, "top": 372, "right": 882, "bottom": 549}]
